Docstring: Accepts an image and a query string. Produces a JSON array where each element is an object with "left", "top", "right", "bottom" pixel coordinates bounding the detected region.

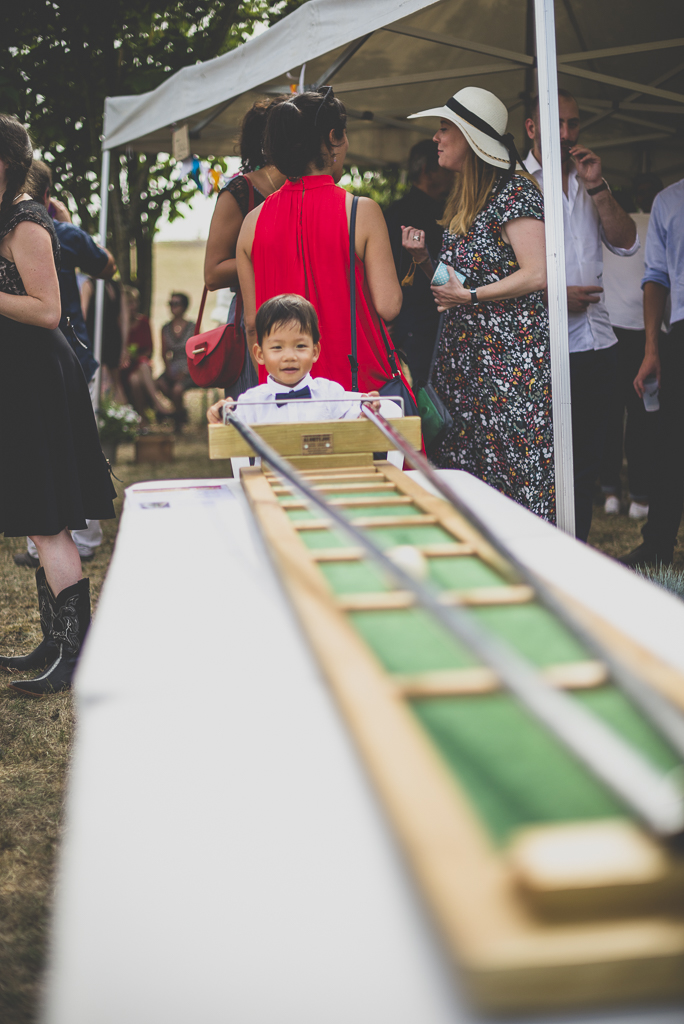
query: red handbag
[{"left": 185, "top": 177, "right": 255, "bottom": 389}]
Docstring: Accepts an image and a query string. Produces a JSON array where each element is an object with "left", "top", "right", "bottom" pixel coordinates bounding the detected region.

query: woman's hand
[
  {"left": 401, "top": 225, "right": 430, "bottom": 267},
  {"left": 431, "top": 267, "right": 471, "bottom": 311},
  {"left": 207, "top": 397, "right": 235, "bottom": 424}
]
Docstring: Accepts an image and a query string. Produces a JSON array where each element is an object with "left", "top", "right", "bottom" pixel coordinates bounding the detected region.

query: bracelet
[
  {"left": 412, "top": 254, "right": 431, "bottom": 266},
  {"left": 470, "top": 288, "right": 479, "bottom": 306},
  {"left": 586, "top": 178, "right": 610, "bottom": 196}
]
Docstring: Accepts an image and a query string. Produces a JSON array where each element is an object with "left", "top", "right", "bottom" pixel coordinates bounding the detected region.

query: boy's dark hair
[
  {"left": 26, "top": 158, "right": 52, "bottom": 201},
  {"left": 255, "top": 293, "right": 320, "bottom": 346},
  {"left": 264, "top": 89, "right": 347, "bottom": 181},
  {"left": 170, "top": 291, "right": 189, "bottom": 313},
  {"left": 408, "top": 139, "right": 441, "bottom": 183}
]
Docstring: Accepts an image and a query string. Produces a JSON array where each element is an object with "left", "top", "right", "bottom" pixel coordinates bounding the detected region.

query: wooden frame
[
  {"left": 240, "top": 460, "right": 684, "bottom": 1014},
  {"left": 208, "top": 416, "right": 422, "bottom": 460}
]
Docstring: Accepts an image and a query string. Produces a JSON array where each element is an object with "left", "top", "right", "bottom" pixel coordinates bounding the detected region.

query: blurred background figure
[
  {"left": 600, "top": 173, "right": 664, "bottom": 520},
  {"left": 83, "top": 276, "right": 130, "bottom": 403},
  {"left": 384, "top": 140, "right": 453, "bottom": 388},
  {"left": 156, "top": 291, "right": 197, "bottom": 431},
  {"left": 119, "top": 286, "right": 173, "bottom": 423}
]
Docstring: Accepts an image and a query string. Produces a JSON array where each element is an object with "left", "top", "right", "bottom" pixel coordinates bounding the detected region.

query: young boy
[{"left": 207, "top": 295, "right": 402, "bottom": 468}]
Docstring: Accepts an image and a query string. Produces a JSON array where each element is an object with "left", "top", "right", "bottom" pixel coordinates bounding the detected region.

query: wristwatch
[
  {"left": 470, "top": 288, "right": 479, "bottom": 306},
  {"left": 586, "top": 178, "right": 610, "bottom": 196}
]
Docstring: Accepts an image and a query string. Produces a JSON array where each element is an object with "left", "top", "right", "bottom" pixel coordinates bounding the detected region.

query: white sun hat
[{"left": 408, "top": 86, "right": 523, "bottom": 173}]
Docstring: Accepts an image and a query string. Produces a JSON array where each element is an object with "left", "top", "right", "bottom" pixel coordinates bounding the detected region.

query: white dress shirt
[
  {"left": 230, "top": 373, "right": 403, "bottom": 472},
  {"left": 602, "top": 212, "right": 650, "bottom": 331},
  {"left": 523, "top": 152, "right": 640, "bottom": 353}
]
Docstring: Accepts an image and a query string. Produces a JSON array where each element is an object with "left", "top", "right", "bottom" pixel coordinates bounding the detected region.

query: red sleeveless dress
[{"left": 252, "top": 175, "right": 401, "bottom": 391}]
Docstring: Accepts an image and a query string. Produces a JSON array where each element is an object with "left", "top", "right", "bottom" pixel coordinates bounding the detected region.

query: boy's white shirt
[{"left": 230, "top": 372, "right": 404, "bottom": 472}]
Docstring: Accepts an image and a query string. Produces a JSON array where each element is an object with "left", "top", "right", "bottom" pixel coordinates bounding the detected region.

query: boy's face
[{"left": 254, "top": 320, "right": 320, "bottom": 387}]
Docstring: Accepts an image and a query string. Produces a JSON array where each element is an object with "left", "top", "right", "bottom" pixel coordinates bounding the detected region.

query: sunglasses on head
[{"left": 314, "top": 86, "right": 335, "bottom": 127}]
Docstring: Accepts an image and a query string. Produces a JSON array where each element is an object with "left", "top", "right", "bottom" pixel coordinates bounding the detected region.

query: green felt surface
[
  {"left": 412, "top": 689, "right": 680, "bottom": 844},
  {"left": 319, "top": 556, "right": 507, "bottom": 595},
  {"left": 299, "top": 523, "right": 455, "bottom": 549},
  {"left": 278, "top": 488, "right": 401, "bottom": 502}
]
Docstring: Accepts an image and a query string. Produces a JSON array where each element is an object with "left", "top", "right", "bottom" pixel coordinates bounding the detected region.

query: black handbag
[
  {"left": 348, "top": 195, "right": 418, "bottom": 417},
  {"left": 416, "top": 313, "right": 453, "bottom": 454}
]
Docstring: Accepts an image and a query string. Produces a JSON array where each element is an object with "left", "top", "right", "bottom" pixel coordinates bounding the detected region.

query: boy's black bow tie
[{"left": 275, "top": 384, "right": 311, "bottom": 407}]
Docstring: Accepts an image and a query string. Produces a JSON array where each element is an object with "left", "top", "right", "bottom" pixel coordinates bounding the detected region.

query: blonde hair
[{"left": 440, "top": 148, "right": 540, "bottom": 237}]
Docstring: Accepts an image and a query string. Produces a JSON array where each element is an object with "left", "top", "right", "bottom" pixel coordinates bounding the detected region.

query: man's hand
[
  {"left": 567, "top": 285, "right": 603, "bottom": 312},
  {"left": 569, "top": 145, "right": 602, "bottom": 189},
  {"left": 49, "top": 198, "right": 72, "bottom": 223},
  {"left": 207, "top": 397, "right": 234, "bottom": 424},
  {"left": 634, "top": 349, "right": 660, "bottom": 398}
]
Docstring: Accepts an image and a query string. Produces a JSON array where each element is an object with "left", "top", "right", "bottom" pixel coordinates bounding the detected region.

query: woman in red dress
[{"left": 236, "top": 89, "right": 404, "bottom": 393}]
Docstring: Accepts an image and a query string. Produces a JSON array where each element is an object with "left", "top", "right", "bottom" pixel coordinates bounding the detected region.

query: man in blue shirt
[
  {"left": 15, "top": 161, "right": 116, "bottom": 569},
  {"left": 622, "top": 178, "right": 684, "bottom": 566},
  {"left": 27, "top": 160, "right": 116, "bottom": 383}
]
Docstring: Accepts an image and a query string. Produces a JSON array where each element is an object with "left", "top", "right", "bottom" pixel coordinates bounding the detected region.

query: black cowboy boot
[
  {"left": 0, "top": 567, "right": 60, "bottom": 672},
  {"left": 8, "top": 578, "right": 91, "bottom": 697}
]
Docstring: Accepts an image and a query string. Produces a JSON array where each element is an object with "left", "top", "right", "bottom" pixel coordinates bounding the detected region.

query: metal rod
[
  {"left": 226, "top": 410, "right": 684, "bottom": 838},
  {"left": 361, "top": 405, "right": 684, "bottom": 768},
  {"left": 311, "top": 33, "right": 375, "bottom": 90}
]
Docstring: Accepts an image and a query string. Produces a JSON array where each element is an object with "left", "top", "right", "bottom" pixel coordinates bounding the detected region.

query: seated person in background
[
  {"left": 207, "top": 294, "right": 402, "bottom": 472},
  {"left": 156, "top": 291, "right": 197, "bottom": 431},
  {"left": 121, "top": 286, "right": 173, "bottom": 421}
]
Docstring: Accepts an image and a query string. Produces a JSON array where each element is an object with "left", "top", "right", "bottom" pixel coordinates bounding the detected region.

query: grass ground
[{"left": 1, "top": 416, "right": 683, "bottom": 1021}]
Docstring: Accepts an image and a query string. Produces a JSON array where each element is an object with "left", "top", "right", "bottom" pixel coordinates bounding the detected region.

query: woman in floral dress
[{"left": 404, "top": 87, "right": 554, "bottom": 522}]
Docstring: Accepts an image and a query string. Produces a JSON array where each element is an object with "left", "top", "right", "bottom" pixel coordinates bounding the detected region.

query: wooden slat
[
  {"left": 209, "top": 417, "right": 421, "bottom": 459},
  {"left": 336, "top": 585, "right": 535, "bottom": 611},
  {"left": 393, "top": 660, "right": 610, "bottom": 697},
  {"left": 292, "top": 514, "right": 439, "bottom": 531},
  {"left": 280, "top": 495, "right": 413, "bottom": 510},
  {"left": 272, "top": 481, "right": 397, "bottom": 495},
  {"left": 309, "top": 542, "right": 475, "bottom": 562}
]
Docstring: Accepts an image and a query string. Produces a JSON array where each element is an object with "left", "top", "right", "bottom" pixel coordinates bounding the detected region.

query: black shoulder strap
[
  {"left": 348, "top": 195, "right": 359, "bottom": 391},
  {"left": 427, "top": 313, "right": 445, "bottom": 385}
]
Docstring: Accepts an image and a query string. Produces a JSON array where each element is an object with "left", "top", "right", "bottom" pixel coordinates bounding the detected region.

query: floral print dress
[{"left": 432, "top": 174, "right": 555, "bottom": 522}]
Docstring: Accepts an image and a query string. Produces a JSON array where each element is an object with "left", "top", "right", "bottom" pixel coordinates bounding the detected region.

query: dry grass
[{"left": 1, "top": 417, "right": 683, "bottom": 1021}]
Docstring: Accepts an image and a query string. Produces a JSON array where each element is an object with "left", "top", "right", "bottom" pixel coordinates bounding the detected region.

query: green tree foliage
[
  {"left": 344, "top": 165, "right": 409, "bottom": 210},
  {"left": 0, "top": 1, "right": 306, "bottom": 312}
]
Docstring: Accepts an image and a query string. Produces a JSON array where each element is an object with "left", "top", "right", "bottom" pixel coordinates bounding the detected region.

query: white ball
[{"left": 386, "top": 545, "right": 429, "bottom": 581}]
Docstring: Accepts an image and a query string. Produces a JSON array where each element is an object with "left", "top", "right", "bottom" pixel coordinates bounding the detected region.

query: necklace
[{"left": 264, "top": 168, "right": 278, "bottom": 193}]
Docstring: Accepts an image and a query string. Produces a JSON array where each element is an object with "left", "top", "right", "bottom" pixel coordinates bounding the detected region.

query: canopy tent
[{"left": 96, "top": 0, "right": 684, "bottom": 533}]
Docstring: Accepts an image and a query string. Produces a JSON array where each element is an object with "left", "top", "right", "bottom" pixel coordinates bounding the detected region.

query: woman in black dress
[
  {"left": 0, "top": 115, "right": 116, "bottom": 696},
  {"left": 203, "top": 97, "right": 286, "bottom": 398}
]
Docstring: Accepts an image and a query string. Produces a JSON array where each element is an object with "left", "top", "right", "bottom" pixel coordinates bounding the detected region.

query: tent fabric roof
[{"left": 103, "top": 0, "right": 684, "bottom": 185}]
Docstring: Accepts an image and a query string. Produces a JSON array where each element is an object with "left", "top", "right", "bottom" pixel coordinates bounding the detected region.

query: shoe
[
  {"left": 618, "top": 544, "right": 671, "bottom": 569},
  {"left": 628, "top": 501, "right": 649, "bottom": 519},
  {"left": 13, "top": 551, "right": 40, "bottom": 568},
  {"left": 0, "top": 568, "right": 59, "bottom": 672},
  {"left": 604, "top": 495, "right": 621, "bottom": 515},
  {"left": 8, "top": 578, "right": 90, "bottom": 696}
]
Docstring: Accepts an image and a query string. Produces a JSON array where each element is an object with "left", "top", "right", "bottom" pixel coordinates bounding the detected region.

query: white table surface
[{"left": 43, "top": 473, "right": 684, "bottom": 1024}]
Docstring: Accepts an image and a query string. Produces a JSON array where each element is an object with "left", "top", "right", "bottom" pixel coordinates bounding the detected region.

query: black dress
[{"left": 0, "top": 201, "right": 116, "bottom": 537}]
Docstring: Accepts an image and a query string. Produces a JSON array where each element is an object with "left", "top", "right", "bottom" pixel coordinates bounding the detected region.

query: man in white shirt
[
  {"left": 600, "top": 174, "right": 663, "bottom": 520},
  {"left": 524, "top": 89, "right": 638, "bottom": 541}
]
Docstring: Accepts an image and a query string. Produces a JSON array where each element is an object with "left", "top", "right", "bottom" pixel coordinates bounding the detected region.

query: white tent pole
[
  {"left": 92, "top": 147, "right": 110, "bottom": 415},
  {"left": 534, "top": 0, "right": 575, "bottom": 535}
]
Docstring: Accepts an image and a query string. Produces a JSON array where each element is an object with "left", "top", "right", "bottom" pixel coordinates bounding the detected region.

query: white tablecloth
[{"left": 44, "top": 473, "right": 684, "bottom": 1024}]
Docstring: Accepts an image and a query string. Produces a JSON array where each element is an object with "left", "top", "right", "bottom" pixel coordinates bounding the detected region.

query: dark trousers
[
  {"left": 600, "top": 327, "right": 661, "bottom": 502},
  {"left": 570, "top": 345, "right": 619, "bottom": 542},
  {"left": 641, "top": 321, "right": 684, "bottom": 560}
]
